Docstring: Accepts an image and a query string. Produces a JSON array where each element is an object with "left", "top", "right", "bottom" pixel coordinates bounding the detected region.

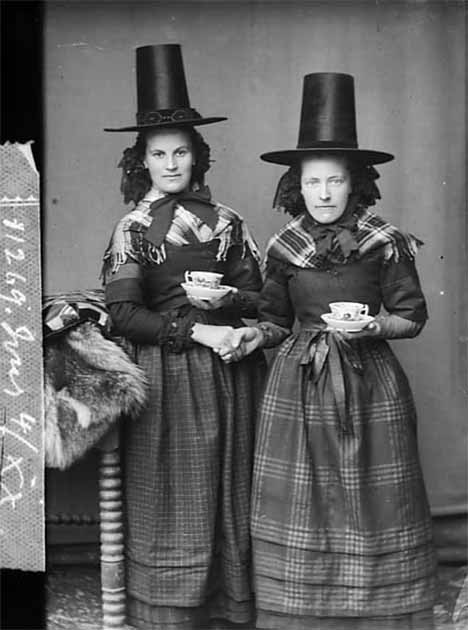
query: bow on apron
[{"left": 299, "top": 328, "right": 364, "bottom": 434}]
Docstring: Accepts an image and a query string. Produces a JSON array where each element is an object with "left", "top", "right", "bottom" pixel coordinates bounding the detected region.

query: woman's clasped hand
[
  {"left": 214, "top": 326, "right": 264, "bottom": 362},
  {"left": 214, "top": 318, "right": 385, "bottom": 364}
]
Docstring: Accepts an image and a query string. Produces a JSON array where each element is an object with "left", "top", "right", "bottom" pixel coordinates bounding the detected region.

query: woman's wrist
[
  {"left": 190, "top": 322, "right": 206, "bottom": 342},
  {"left": 253, "top": 322, "right": 288, "bottom": 348},
  {"left": 252, "top": 325, "right": 266, "bottom": 349}
]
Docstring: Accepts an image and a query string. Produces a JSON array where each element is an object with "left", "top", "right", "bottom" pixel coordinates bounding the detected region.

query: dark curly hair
[
  {"left": 118, "top": 126, "right": 212, "bottom": 204},
  {"left": 272, "top": 152, "right": 382, "bottom": 217}
]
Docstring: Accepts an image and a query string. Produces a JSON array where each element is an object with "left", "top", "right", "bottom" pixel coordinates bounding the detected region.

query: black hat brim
[
  {"left": 260, "top": 147, "right": 394, "bottom": 166},
  {"left": 104, "top": 116, "right": 227, "bottom": 132}
]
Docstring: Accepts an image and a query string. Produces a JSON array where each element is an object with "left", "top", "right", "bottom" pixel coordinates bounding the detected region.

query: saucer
[
  {"left": 181, "top": 282, "right": 235, "bottom": 301},
  {"left": 321, "top": 313, "right": 375, "bottom": 332}
]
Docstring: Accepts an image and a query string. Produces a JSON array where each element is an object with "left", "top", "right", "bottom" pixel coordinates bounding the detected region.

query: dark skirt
[
  {"left": 251, "top": 329, "right": 436, "bottom": 627},
  {"left": 122, "top": 341, "right": 266, "bottom": 630}
]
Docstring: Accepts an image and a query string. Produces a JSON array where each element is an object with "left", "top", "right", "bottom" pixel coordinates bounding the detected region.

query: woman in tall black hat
[
  {"left": 217, "top": 74, "right": 436, "bottom": 629},
  {"left": 102, "top": 44, "right": 266, "bottom": 629}
]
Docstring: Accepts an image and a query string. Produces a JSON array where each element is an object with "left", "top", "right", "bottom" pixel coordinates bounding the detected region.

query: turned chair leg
[{"left": 98, "top": 426, "right": 126, "bottom": 629}]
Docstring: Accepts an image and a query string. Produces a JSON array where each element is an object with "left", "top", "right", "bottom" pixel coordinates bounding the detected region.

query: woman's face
[
  {"left": 300, "top": 155, "right": 352, "bottom": 224},
  {"left": 143, "top": 128, "right": 193, "bottom": 194}
]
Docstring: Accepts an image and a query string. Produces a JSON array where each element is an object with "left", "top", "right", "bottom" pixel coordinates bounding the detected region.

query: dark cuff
[
  {"left": 157, "top": 308, "right": 206, "bottom": 353},
  {"left": 254, "top": 321, "right": 290, "bottom": 348}
]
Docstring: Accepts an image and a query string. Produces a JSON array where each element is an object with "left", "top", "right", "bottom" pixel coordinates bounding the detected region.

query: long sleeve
[
  {"left": 374, "top": 253, "right": 428, "bottom": 340},
  {"left": 105, "top": 263, "right": 204, "bottom": 350},
  {"left": 380, "top": 254, "right": 428, "bottom": 322},
  {"left": 254, "top": 256, "right": 295, "bottom": 348}
]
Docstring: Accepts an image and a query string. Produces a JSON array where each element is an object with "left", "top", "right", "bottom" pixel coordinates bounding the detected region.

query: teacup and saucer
[
  {"left": 181, "top": 271, "right": 235, "bottom": 301},
  {"left": 321, "top": 301, "right": 374, "bottom": 332}
]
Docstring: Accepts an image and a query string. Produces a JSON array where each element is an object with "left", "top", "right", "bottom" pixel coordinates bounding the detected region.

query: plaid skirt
[
  {"left": 122, "top": 342, "right": 266, "bottom": 629},
  {"left": 251, "top": 329, "right": 436, "bottom": 625}
]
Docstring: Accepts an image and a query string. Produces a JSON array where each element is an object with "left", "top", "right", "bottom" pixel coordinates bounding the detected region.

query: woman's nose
[
  {"left": 319, "top": 183, "right": 331, "bottom": 200},
  {"left": 166, "top": 156, "right": 177, "bottom": 170}
]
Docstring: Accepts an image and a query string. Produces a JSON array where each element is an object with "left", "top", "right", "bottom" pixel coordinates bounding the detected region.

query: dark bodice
[
  {"left": 259, "top": 247, "right": 427, "bottom": 331},
  {"left": 143, "top": 241, "right": 221, "bottom": 312},
  {"left": 141, "top": 241, "right": 260, "bottom": 313}
]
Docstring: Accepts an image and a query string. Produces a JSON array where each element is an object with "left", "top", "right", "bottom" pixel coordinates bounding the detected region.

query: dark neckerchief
[
  {"left": 302, "top": 196, "right": 360, "bottom": 260},
  {"left": 144, "top": 185, "right": 218, "bottom": 248}
]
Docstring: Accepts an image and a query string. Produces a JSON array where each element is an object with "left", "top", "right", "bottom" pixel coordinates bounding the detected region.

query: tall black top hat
[
  {"left": 261, "top": 73, "right": 393, "bottom": 165},
  {"left": 104, "top": 44, "right": 227, "bottom": 132}
]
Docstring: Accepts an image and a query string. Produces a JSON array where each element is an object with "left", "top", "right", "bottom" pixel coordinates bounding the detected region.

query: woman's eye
[
  {"left": 176, "top": 149, "right": 188, "bottom": 157},
  {"left": 330, "top": 178, "right": 345, "bottom": 185}
]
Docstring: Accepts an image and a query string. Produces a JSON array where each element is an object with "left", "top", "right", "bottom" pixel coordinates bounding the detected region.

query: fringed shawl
[
  {"left": 266, "top": 208, "right": 423, "bottom": 269},
  {"left": 102, "top": 195, "right": 260, "bottom": 277}
]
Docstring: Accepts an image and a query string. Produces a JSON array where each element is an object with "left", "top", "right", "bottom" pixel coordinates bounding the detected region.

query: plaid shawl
[
  {"left": 267, "top": 208, "right": 423, "bottom": 269},
  {"left": 103, "top": 194, "right": 260, "bottom": 274}
]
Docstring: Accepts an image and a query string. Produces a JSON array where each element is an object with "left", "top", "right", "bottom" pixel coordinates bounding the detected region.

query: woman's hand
[
  {"left": 326, "top": 320, "right": 382, "bottom": 340},
  {"left": 187, "top": 289, "right": 237, "bottom": 311},
  {"left": 190, "top": 323, "right": 235, "bottom": 349},
  {"left": 215, "top": 326, "right": 264, "bottom": 363},
  {"left": 327, "top": 315, "right": 423, "bottom": 341}
]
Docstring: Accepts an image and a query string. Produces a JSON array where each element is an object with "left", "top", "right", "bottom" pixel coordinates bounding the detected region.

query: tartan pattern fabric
[
  {"left": 123, "top": 341, "right": 266, "bottom": 628},
  {"left": 266, "top": 209, "right": 422, "bottom": 269},
  {"left": 103, "top": 196, "right": 260, "bottom": 272},
  {"left": 127, "top": 591, "right": 255, "bottom": 629},
  {"left": 251, "top": 329, "right": 436, "bottom": 619},
  {"left": 256, "top": 608, "right": 434, "bottom": 630},
  {"left": 42, "top": 289, "right": 109, "bottom": 337}
]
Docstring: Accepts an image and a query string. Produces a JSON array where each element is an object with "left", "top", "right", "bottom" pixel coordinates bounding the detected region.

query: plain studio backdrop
[{"left": 44, "top": 1, "right": 466, "bottom": 554}]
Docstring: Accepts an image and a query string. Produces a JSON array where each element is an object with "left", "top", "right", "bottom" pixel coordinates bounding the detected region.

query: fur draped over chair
[{"left": 44, "top": 318, "right": 147, "bottom": 470}]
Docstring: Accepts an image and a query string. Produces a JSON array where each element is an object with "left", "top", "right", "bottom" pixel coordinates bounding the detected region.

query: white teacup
[
  {"left": 329, "top": 301, "right": 369, "bottom": 321},
  {"left": 184, "top": 271, "right": 223, "bottom": 289}
]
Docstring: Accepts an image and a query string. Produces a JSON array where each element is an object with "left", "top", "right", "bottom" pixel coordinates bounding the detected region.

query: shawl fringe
[
  {"left": 267, "top": 209, "right": 423, "bottom": 269},
  {"left": 102, "top": 200, "right": 260, "bottom": 278}
]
